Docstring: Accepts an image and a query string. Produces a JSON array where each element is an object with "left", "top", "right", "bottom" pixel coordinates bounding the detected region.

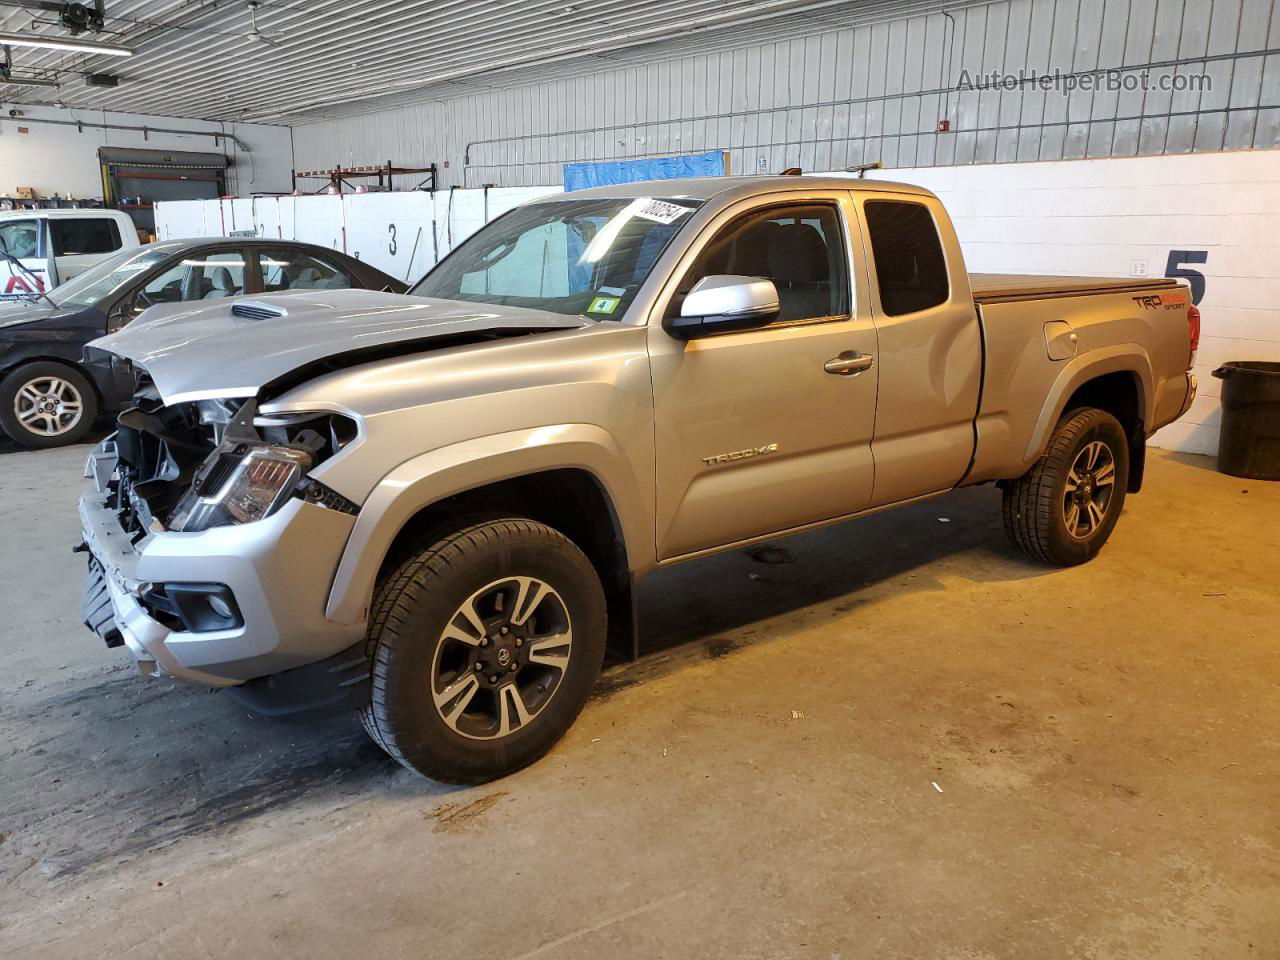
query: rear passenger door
[
  {"left": 649, "top": 194, "right": 880, "bottom": 560},
  {"left": 49, "top": 216, "right": 125, "bottom": 284},
  {"left": 252, "top": 248, "right": 354, "bottom": 293},
  {"left": 854, "top": 194, "right": 982, "bottom": 505}
]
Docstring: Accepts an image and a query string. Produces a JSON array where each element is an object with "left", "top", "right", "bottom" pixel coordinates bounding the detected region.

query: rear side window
[
  {"left": 864, "top": 200, "right": 949, "bottom": 316},
  {"left": 50, "top": 218, "right": 122, "bottom": 256}
]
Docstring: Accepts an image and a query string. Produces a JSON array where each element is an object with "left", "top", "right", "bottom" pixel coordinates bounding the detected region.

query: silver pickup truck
[{"left": 77, "top": 176, "right": 1199, "bottom": 783}]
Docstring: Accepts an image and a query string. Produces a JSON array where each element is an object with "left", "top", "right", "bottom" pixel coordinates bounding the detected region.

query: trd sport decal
[{"left": 1132, "top": 292, "right": 1188, "bottom": 311}]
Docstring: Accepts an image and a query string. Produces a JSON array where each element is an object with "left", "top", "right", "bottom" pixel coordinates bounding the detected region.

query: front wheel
[
  {"left": 360, "top": 517, "right": 606, "bottom": 783},
  {"left": 0, "top": 361, "right": 98, "bottom": 449},
  {"left": 1002, "top": 407, "right": 1130, "bottom": 566}
]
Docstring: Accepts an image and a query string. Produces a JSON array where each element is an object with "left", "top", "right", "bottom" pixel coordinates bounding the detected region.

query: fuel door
[{"left": 1044, "top": 320, "right": 1078, "bottom": 361}]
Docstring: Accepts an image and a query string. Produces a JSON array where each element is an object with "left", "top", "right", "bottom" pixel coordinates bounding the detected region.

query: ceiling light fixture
[
  {"left": 1, "top": 74, "right": 60, "bottom": 87},
  {"left": 0, "top": 31, "right": 134, "bottom": 57}
]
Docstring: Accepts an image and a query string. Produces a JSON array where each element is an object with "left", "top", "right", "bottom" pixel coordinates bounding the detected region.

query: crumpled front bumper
[{"left": 78, "top": 440, "right": 364, "bottom": 688}]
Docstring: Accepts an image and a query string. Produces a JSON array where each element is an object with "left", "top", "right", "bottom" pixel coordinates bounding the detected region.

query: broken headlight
[{"left": 168, "top": 442, "right": 313, "bottom": 533}]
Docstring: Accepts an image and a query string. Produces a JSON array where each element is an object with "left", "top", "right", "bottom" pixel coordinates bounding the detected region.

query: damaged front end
[
  {"left": 102, "top": 372, "right": 358, "bottom": 540},
  {"left": 78, "top": 363, "right": 369, "bottom": 701}
]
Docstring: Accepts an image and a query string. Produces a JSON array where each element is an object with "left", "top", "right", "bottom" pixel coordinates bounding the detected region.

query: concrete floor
[{"left": 1, "top": 438, "right": 1278, "bottom": 959}]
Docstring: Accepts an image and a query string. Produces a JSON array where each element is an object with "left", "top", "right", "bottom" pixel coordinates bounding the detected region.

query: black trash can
[{"left": 1212, "top": 361, "right": 1280, "bottom": 480}]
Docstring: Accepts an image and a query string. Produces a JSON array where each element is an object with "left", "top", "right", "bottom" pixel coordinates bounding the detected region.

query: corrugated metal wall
[{"left": 292, "top": 0, "right": 1280, "bottom": 188}]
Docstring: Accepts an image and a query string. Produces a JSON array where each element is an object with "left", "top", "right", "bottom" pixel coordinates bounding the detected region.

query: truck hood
[{"left": 88, "top": 289, "right": 589, "bottom": 405}]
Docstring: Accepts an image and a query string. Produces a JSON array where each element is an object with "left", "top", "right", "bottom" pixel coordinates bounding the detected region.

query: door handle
[{"left": 824, "top": 351, "right": 874, "bottom": 376}]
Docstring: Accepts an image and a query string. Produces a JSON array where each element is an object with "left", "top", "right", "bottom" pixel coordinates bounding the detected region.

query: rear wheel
[
  {"left": 0, "top": 362, "right": 98, "bottom": 449},
  {"left": 1002, "top": 407, "right": 1130, "bottom": 566},
  {"left": 360, "top": 517, "right": 606, "bottom": 783}
]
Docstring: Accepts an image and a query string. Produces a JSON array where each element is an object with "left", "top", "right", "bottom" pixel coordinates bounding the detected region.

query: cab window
[
  {"left": 863, "top": 200, "right": 949, "bottom": 316},
  {"left": 669, "top": 204, "right": 850, "bottom": 323}
]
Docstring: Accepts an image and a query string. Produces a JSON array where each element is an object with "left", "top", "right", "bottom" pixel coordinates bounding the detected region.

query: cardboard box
[{"left": 14, "top": 187, "right": 36, "bottom": 199}]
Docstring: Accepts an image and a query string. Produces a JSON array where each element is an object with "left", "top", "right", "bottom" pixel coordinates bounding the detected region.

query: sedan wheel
[
  {"left": 0, "top": 362, "right": 99, "bottom": 449},
  {"left": 14, "top": 374, "right": 85, "bottom": 438}
]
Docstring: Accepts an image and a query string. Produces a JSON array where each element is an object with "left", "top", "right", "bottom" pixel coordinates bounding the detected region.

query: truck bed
[{"left": 969, "top": 273, "right": 1179, "bottom": 304}]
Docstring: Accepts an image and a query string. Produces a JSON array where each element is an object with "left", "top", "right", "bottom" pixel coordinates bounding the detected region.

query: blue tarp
[{"left": 563, "top": 150, "right": 726, "bottom": 192}]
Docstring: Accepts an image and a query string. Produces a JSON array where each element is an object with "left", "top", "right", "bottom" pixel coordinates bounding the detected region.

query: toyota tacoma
[{"left": 77, "top": 176, "right": 1199, "bottom": 783}]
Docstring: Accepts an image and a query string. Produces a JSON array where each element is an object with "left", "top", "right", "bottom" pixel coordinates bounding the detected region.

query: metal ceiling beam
[{"left": 0, "top": 0, "right": 986, "bottom": 123}]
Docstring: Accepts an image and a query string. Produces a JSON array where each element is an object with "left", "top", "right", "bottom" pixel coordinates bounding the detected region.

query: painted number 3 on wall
[
  {"left": 1165, "top": 250, "right": 1208, "bottom": 305},
  {"left": 388, "top": 223, "right": 397, "bottom": 257}
]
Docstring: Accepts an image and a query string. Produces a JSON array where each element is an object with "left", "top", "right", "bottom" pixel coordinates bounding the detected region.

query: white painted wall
[
  {"left": 155, "top": 186, "right": 562, "bottom": 283},
  {"left": 158, "top": 147, "right": 1280, "bottom": 457},
  {"left": 0, "top": 105, "right": 293, "bottom": 200},
  {"left": 865, "top": 148, "right": 1280, "bottom": 456}
]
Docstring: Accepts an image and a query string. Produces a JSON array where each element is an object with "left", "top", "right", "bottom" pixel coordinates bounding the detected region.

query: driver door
[{"left": 648, "top": 194, "right": 879, "bottom": 560}]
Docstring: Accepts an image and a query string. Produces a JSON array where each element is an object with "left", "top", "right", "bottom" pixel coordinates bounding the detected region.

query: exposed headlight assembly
[{"left": 169, "top": 442, "right": 313, "bottom": 532}]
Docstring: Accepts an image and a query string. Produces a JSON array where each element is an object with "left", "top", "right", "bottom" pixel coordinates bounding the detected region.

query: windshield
[
  {"left": 49, "top": 246, "right": 174, "bottom": 309},
  {"left": 411, "top": 196, "right": 703, "bottom": 319}
]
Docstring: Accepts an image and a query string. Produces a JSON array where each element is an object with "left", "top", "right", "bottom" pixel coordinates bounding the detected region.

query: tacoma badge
[{"left": 702, "top": 443, "right": 779, "bottom": 466}]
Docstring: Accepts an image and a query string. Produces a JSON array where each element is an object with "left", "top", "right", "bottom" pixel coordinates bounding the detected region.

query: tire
[
  {"left": 1002, "top": 407, "right": 1130, "bottom": 566},
  {"left": 360, "top": 517, "right": 607, "bottom": 783},
  {"left": 0, "top": 361, "right": 98, "bottom": 449}
]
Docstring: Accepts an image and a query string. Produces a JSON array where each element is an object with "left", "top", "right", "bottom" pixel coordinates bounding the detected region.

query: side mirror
[
  {"left": 666, "top": 275, "right": 780, "bottom": 340},
  {"left": 106, "top": 300, "right": 140, "bottom": 333}
]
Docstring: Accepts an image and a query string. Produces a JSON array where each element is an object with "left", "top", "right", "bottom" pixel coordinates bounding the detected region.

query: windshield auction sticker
[
  {"left": 588, "top": 296, "right": 621, "bottom": 315},
  {"left": 634, "top": 200, "right": 694, "bottom": 224}
]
